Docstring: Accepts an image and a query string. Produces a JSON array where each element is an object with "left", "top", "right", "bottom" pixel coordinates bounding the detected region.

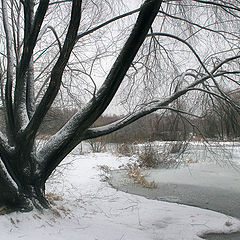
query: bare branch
[
  {"left": 158, "top": 10, "right": 239, "bottom": 41},
  {"left": 47, "top": 26, "right": 62, "bottom": 51},
  {"left": 23, "top": 1, "right": 36, "bottom": 120},
  {"left": 193, "top": 0, "right": 240, "bottom": 12},
  {"left": 83, "top": 69, "right": 240, "bottom": 140},
  {"left": 49, "top": 0, "right": 72, "bottom": 5},
  {"left": 25, "top": 0, "right": 83, "bottom": 141},
  {"left": 14, "top": 0, "right": 50, "bottom": 132},
  {"left": 38, "top": 0, "right": 163, "bottom": 181},
  {"left": 148, "top": 32, "right": 237, "bottom": 104},
  {"left": 76, "top": 7, "right": 140, "bottom": 41},
  {"left": 1, "top": 0, "right": 16, "bottom": 143},
  {"left": 11, "top": 0, "right": 22, "bottom": 65},
  {"left": 16, "top": 0, "right": 50, "bottom": 83},
  {"left": 38, "top": 25, "right": 62, "bottom": 51}
]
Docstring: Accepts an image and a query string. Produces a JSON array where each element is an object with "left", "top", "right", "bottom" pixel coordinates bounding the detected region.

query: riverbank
[{"left": 110, "top": 163, "right": 240, "bottom": 239}]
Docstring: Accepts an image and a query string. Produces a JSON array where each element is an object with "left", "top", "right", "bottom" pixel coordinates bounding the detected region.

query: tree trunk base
[
  {"left": 0, "top": 194, "right": 50, "bottom": 214},
  {"left": 0, "top": 180, "right": 50, "bottom": 214}
]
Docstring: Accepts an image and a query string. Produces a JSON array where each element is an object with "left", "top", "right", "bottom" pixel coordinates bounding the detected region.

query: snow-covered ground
[{"left": 1, "top": 152, "right": 240, "bottom": 240}]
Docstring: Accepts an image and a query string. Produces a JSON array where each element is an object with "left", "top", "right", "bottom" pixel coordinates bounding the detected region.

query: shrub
[
  {"left": 115, "top": 143, "right": 138, "bottom": 157},
  {"left": 88, "top": 137, "right": 107, "bottom": 153},
  {"left": 169, "top": 141, "right": 189, "bottom": 154},
  {"left": 138, "top": 142, "right": 159, "bottom": 168},
  {"left": 127, "top": 164, "right": 157, "bottom": 188},
  {"left": 137, "top": 142, "right": 184, "bottom": 169}
]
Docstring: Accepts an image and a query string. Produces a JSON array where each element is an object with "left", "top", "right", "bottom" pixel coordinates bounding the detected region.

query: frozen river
[{"left": 110, "top": 141, "right": 240, "bottom": 240}]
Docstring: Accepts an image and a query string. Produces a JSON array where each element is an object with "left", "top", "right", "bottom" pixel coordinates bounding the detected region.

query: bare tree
[{"left": 0, "top": 0, "right": 239, "bottom": 212}]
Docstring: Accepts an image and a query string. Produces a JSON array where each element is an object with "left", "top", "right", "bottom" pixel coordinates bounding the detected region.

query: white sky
[{"left": 124, "top": 0, "right": 142, "bottom": 9}]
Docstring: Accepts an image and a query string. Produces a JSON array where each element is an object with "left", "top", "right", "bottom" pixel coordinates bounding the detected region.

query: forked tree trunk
[{"left": 0, "top": 0, "right": 163, "bottom": 212}]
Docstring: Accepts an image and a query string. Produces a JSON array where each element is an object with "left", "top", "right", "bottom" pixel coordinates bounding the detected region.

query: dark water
[{"left": 203, "top": 232, "right": 240, "bottom": 240}]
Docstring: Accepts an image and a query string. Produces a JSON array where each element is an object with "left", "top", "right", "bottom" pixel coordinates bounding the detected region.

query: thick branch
[
  {"left": 26, "top": 59, "right": 35, "bottom": 119},
  {"left": 38, "top": 0, "right": 163, "bottom": 182},
  {"left": 1, "top": 0, "right": 16, "bottom": 144},
  {"left": 14, "top": 0, "right": 50, "bottom": 132},
  {"left": 24, "top": 0, "right": 82, "bottom": 140},
  {"left": 23, "top": 1, "right": 36, "bottom": 119},
  {"left": 11, "top": 0, "right": 22, "bottom": 66},
  {"left": 0, "top": 130, "right": 19, "bottom": 190},
  {"left": 0, "top": 132, "right": 15, "bottom": 158},
  {"left": 83, "top": 70, "right": 240, "bottom": 140},
  {"left": 16, "top": 0, "right": 49, "bottom": 80},
  {"left": 0, "top": 157, "right": 19, "bottom": 201}
]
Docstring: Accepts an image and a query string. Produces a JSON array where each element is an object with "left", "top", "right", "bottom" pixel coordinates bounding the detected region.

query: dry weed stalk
[{"left": 127, "top": 164, "right": 157, "bottom": 188}]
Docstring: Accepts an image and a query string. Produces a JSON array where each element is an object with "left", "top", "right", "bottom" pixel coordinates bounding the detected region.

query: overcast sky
[{"left": 124, "top": 0, "right": 142, "bottom": 9}]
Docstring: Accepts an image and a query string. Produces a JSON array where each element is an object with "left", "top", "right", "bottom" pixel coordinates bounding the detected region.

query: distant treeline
[{"left": 0, "top": 103, "right": 239, "bottom": 142}]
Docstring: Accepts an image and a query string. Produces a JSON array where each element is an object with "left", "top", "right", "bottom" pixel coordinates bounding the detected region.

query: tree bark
[
  {"left": 0, "top": 148, "right": 49, "bottom": 212},
  {"left": 0, "top": 176, "right": 48, "bottom": 212},
  {"left": 0, "top": 169, "right": 19, "bottom": 209}
]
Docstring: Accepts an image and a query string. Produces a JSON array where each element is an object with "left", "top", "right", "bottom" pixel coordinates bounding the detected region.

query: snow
[{"left": 1, "top": 152, "right": 240, "bottom": 240}]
